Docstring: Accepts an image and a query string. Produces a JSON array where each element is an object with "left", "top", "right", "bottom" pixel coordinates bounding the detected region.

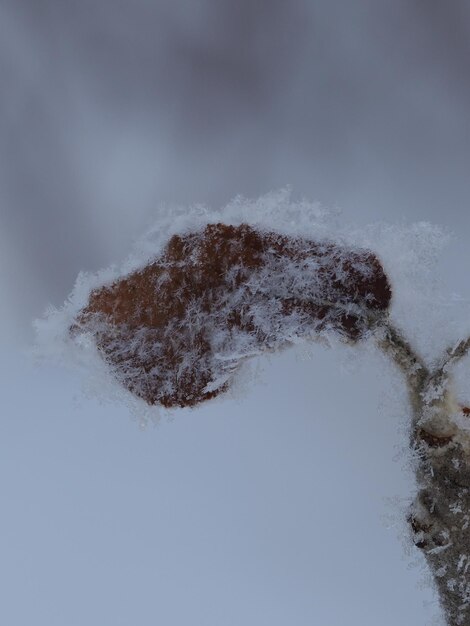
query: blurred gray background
[
  {"left": 1, "top": 1, "right": 470, "bottom": 624},
  {"left": 2, "top": 0, "right": 470, "bottom": 341}
]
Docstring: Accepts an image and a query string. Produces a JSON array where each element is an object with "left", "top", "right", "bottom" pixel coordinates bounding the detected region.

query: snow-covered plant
[
  {"left": 70, "top": 222, "right": 391, "bottom": 408},
  {"left": 35, "top": 191, "right": 470, "bottom": 626}
]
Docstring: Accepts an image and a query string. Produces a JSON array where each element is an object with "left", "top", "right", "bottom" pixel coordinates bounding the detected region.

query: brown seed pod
[{"left": 71, "top": 223, "right": 392, "bottom": 408}]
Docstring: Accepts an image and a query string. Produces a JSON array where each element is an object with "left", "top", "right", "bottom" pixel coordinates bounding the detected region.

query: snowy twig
[
  {"left": 422, "top": 336, "right": 470, "bottom": 412},
  {"left": 441, "top": 336, "right": 470, "bottom": 373},
  {"left": 376, "top": 319, "right": 429, "bottom": 395}
]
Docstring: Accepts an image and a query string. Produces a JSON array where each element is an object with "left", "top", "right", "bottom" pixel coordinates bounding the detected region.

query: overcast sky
[{"left": 2, "top": 2, "right": 470, "bottom": 624}]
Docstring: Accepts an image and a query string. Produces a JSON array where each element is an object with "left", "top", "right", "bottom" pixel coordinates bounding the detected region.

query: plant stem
[{"left": 378, "top": 325, "right": 470, "bottom": 625}]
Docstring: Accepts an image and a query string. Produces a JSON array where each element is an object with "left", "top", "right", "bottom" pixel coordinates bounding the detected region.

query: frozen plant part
[{"left": 71, "top": 223, "right": 391, "bottom": 407}]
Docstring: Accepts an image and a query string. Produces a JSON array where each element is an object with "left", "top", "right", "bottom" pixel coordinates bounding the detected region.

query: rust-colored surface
[
  {"left": 416, "top": 428, "right": 454, "bottom": 449},
  {"left": 72, "top": 223, "right": 391, "bottom": 408}
]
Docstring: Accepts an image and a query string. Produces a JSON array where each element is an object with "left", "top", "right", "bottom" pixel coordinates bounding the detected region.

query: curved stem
[{"left": 375, "top": 319, "right": 429, "bottom": 401}]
